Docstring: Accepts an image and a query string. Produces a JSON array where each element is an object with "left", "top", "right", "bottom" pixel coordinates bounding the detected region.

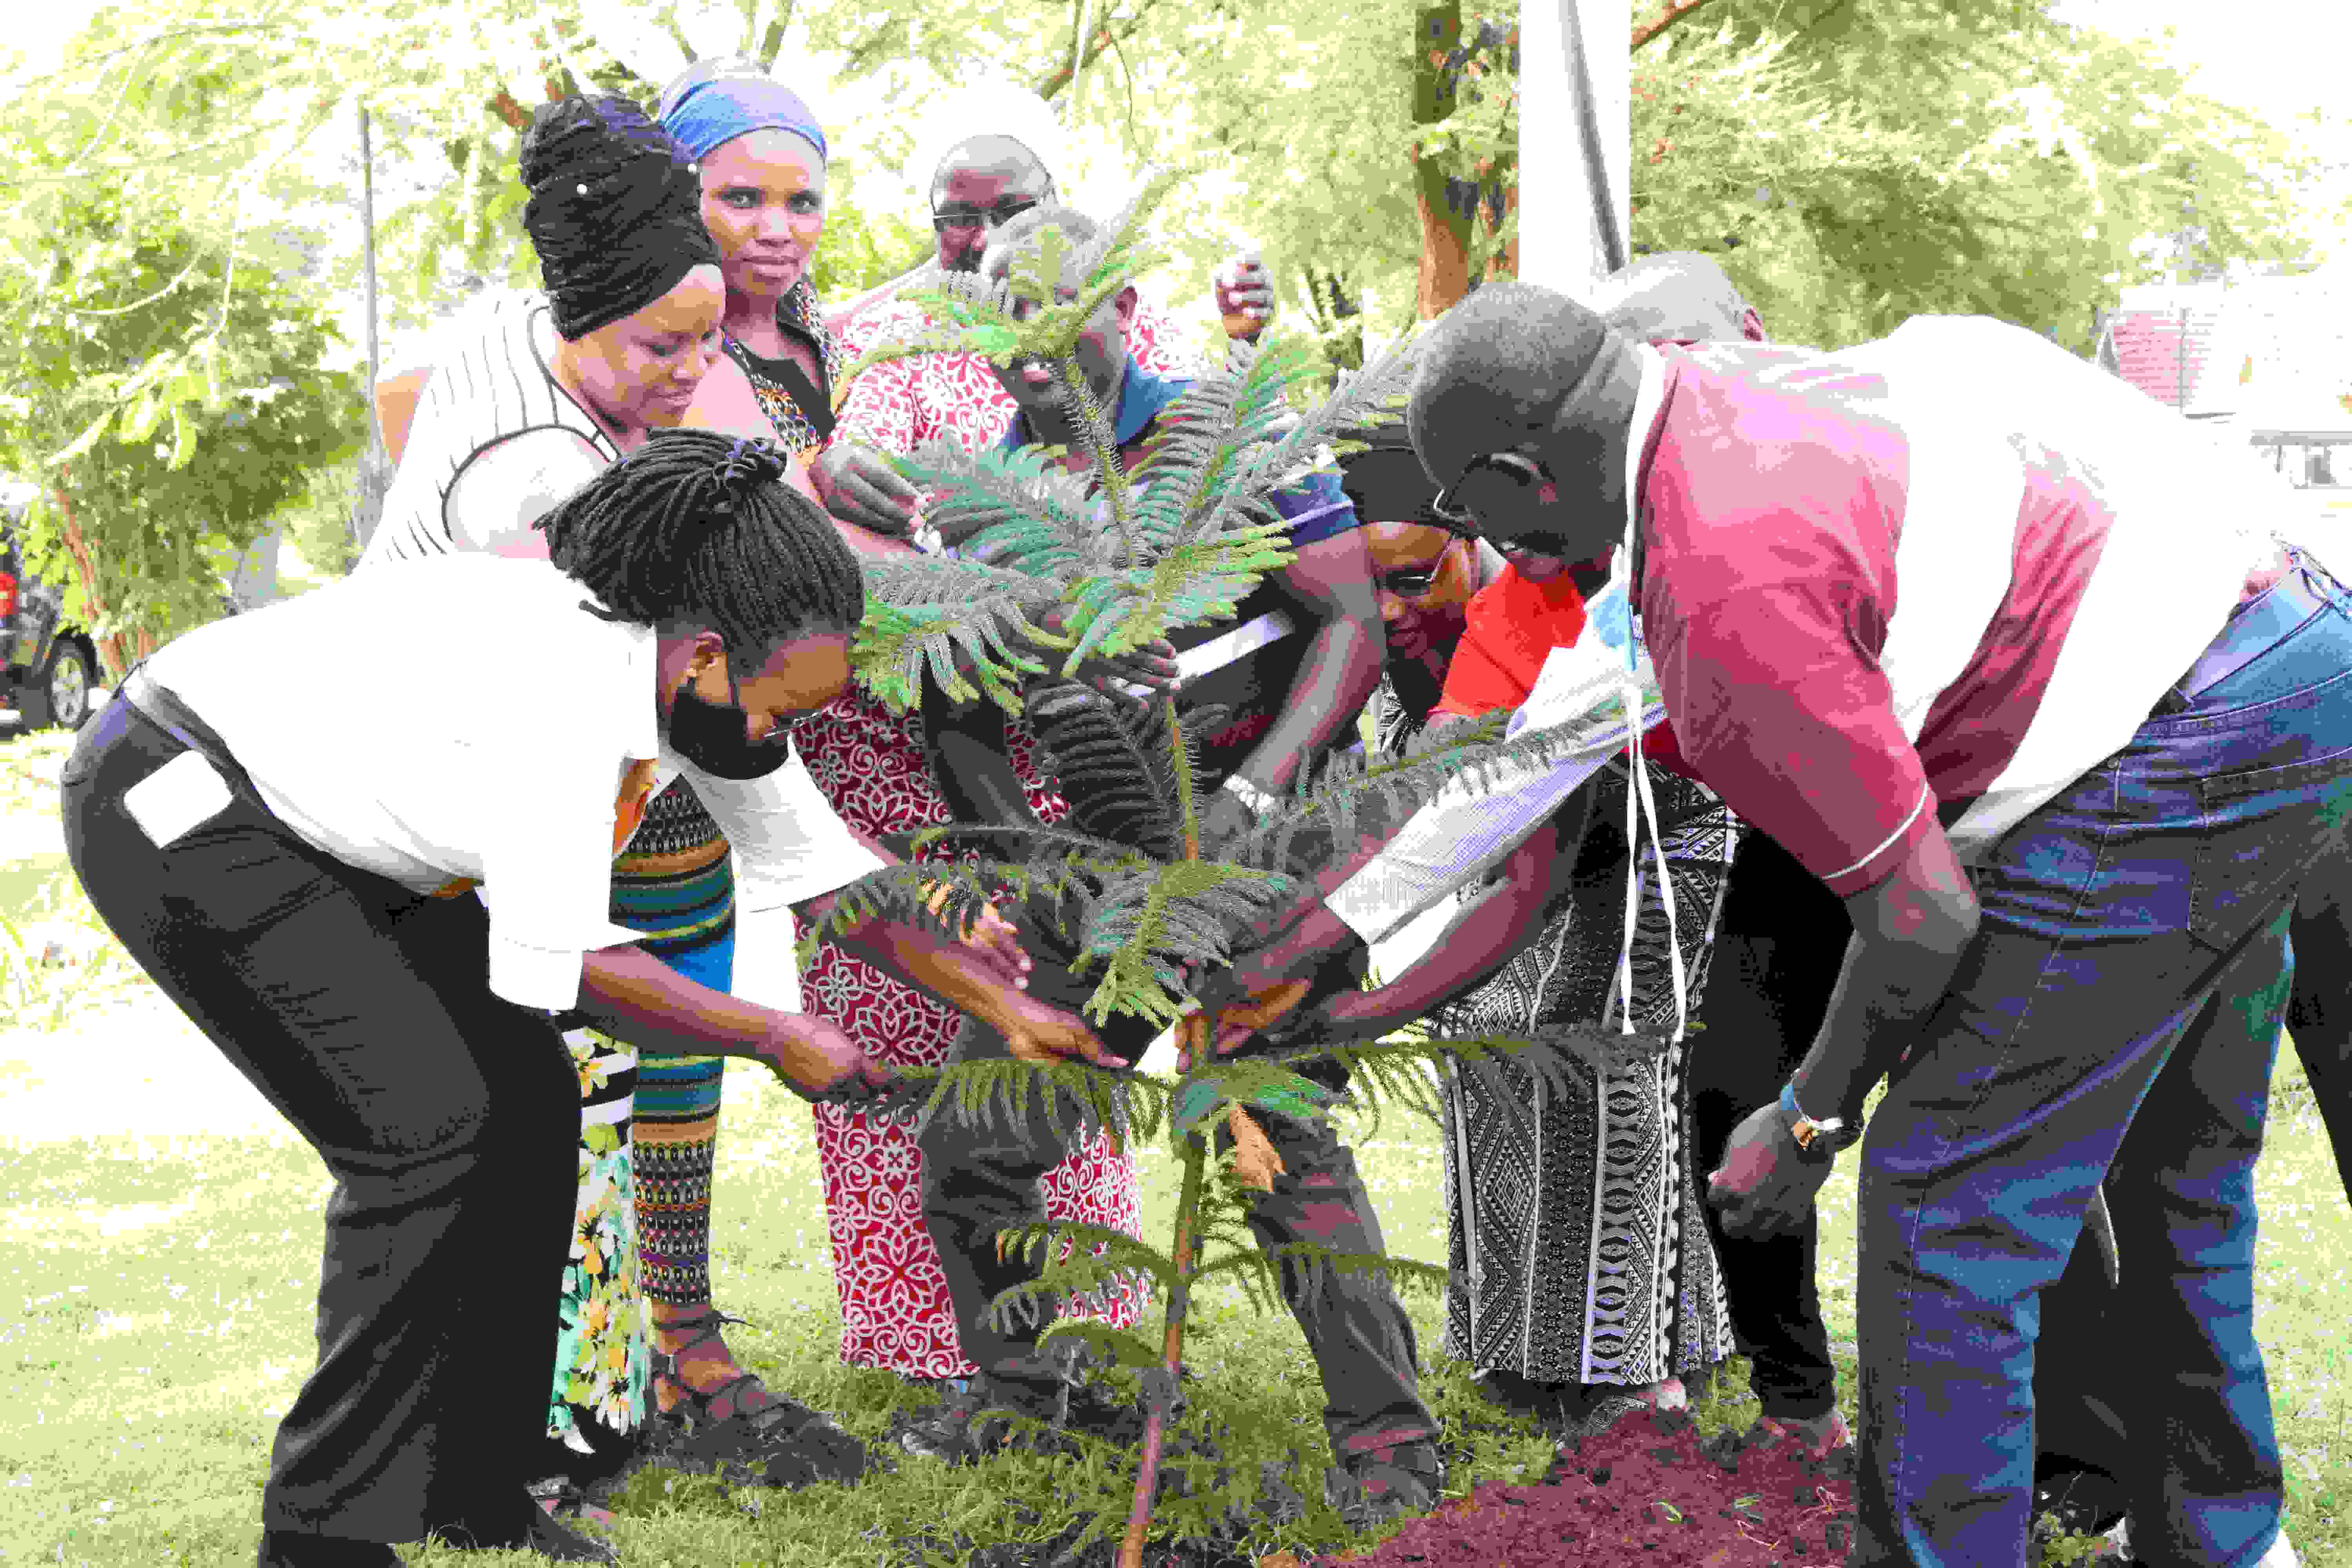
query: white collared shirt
[{"left": 142, "top": 554, "right": 882, "bottom": 1013}]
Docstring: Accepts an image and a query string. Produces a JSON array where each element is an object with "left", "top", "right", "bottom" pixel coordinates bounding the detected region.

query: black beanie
[{"left": 521, "top": 96, "right": 722, "bottom": 343}]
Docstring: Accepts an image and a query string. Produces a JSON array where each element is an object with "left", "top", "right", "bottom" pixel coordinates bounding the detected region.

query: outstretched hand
[
  {"left": 1173, "top": 979, "right": 1316, "bottom": 1072},
  {"left": 926, "top": 886, "right": 1033, "bottom": 993},
  {"left": 1213, "top": 247, "right": 1274, "bottom": 341},
  {"left": 1001, "top": 991, "right": 1132, "bottom": 1071},
  {"left": 810, "top": 441, "right": 922, "bottom": 538},
  {"left": 1707, "top": 1100, "right": 1836, "bottom": 1240},
  {"left": 762, "top": 1013, "right": 897, "bottom": 1104}
]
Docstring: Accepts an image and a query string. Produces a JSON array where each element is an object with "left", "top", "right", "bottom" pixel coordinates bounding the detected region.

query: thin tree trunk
[
  {"left": 1413, "top": 1, "right": 1474, "bottom": 318},
  {"left": 51, "top": 481, "right": 131, "bottom": 685},
  {"left": 1119, "top": 1125, "right": 1208, "bottom": 1568}
]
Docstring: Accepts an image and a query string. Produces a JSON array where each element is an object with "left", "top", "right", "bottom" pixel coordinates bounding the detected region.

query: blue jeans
[{"left": 1856, "top": 551, "right": 2352, "bottom": 1568}]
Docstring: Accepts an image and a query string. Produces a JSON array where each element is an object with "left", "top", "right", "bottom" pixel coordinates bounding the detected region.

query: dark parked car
[{"left": 0, "top": 526, "right": 100, "bottom": 731}]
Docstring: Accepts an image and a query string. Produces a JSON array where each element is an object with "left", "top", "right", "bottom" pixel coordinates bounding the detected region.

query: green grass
[
  {"left": 0, "top": 722, "right": 2345, "bottom": 1564},
  {"left": 4, "top": 1047, "right": 2347, "bottom": 1566}
]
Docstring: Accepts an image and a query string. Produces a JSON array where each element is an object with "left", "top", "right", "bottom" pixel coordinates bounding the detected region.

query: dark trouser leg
[
  {"left": 916, "top": 945, "right": 1159, "bottom": 1408},
  {"left": 1220, "top": 1067, "right": 1441, "bottom": 1458},
  {"left": 61, "top": 700, "right": 579, "bottom": 1544},
  {"left": 916, "top": 932, "right": 1435, "bottom": 1455},
  {"left": 2285, "top": 834, "right": 2352, "bottom": 1202},
  {"left": 2109, "top": 923, "right": 2292, "bottom": 1565},
  {"left": 1689, "top": 828, "right": 1845, "bottom": 1420}
]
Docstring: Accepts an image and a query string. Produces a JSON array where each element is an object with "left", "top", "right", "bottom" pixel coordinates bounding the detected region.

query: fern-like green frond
[
  {"left": 908, "top": 1054, "right": 1165, "bottom": 1158},
  {"left": 1179, "top": 329, "right": 1421, "bottom": 547},
  {"left": 851, "top": 555, "right": 1065, "bottom": 714},
  {"left": 1037, "top": 1318, "right": 1168, "bottom": 1373},
  {"left": 1075, "top": 860, "right": 1297, "bottom": 1025},
  {"left": 1025, "top": 681, "right": 1187, "bottom": 862},
  {"left": 985, "top": 1221, "right": 1178, "bottom": 1294},
  {"left": 1223, "top": 708, "right": 1608, "bottom": 883},
  {"left": 1191, "top": 1244, "right": 1450, "bottom": 1309},
  {"left": 789, "top": 859, "right": 1011, "bottom": 965},
  {"left": 888, "top": 439, "right": 1107, "bottom": 563}
]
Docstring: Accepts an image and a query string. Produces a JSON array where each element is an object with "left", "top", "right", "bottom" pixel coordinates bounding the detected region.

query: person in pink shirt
[{"left": 1394, "top": 281, "right": 2335, "bottom": 1568}]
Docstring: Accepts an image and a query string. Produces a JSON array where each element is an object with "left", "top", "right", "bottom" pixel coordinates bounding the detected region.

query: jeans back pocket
[{"left": 2189, "top": 749, "right": 2352, "bottom": 953}]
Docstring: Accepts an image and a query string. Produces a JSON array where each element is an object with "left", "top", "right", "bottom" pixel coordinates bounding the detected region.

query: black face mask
[{"left": 667, "top": 673, "right": 795, "bottom": 780}]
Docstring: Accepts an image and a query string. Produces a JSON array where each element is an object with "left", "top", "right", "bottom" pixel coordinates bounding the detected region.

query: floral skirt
[
  {"left": 794, "top": 688, "right": 1148, "bottom": 1379},
  {"left": 542, "top": 1029, "right": 652, "bottom": 1475}
]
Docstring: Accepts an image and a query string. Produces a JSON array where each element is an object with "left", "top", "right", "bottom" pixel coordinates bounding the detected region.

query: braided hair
[
  {"left": 520, "top": 96, "right": 721, "bottom": 342},
  {"left": 537, "top": 430, "right": 866, "bottom": 661}
]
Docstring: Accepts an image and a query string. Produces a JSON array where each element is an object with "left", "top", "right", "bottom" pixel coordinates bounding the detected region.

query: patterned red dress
[{"left": 795, "top": 294, "right": 1192, "bottom": 1377}]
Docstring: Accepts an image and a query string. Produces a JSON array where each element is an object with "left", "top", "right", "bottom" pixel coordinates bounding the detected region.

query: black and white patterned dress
[{"left": 1377, "top": 681, "right": 1737, "bottom": 1390}]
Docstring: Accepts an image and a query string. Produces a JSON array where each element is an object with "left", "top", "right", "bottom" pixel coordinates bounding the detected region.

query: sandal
[{"left": 644, "top": 1309, "right": 871, "bottom": 1489}]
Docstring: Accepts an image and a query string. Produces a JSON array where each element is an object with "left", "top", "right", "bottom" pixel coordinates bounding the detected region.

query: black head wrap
[
  {"left": 1336, "top": 419, "right": 1443, "bottom": 526},
  {"left": 521, "top": 96, "right": 722, "bottom": 342}
]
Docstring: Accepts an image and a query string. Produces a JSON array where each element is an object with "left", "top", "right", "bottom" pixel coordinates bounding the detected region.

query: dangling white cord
[{"left": 1614, "top": 503, "right": 1687, "bottom": 1043}]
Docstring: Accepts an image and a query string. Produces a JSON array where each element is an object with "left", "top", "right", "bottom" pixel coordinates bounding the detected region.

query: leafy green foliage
[
  {"left": 1626, "top": 2, "right": 2322, "bottom": 350},
  {"left": 0, "top": 181, "right": 355, "bottom": 671}
]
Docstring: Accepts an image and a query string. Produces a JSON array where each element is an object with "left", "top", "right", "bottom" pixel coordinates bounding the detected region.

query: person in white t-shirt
[{"left": 60, "top": 434, "right": 1119, "bottom": 1567}]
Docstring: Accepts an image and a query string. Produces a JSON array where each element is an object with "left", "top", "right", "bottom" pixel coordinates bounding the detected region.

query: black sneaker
[
  {"left": 427, "top": 1495, "right": 619, "bottom": 1564},
  {"left": 254, "top": 1532, "right": 401, "bottom": 1568},
  {"left": 1325, "top": 1436, "right": 1445, "bottom": 1532},
  {"left": 895, "top": 1368, "right": 1145, "bottom": 1464},
  {"left": 897, "top": 1376, "right": 1073, "bottom": 1465}
]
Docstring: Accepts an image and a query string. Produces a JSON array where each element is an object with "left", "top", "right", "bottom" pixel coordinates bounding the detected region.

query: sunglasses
[
  {"left": 930, "top": 196, "right": 1045, "bottom": 236},
  {"left": 1427, "top": 449, "right": 1552, "bottom": 528}
]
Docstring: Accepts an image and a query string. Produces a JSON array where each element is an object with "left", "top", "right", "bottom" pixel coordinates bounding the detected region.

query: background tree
[{"left": 0, "top": 15, "right": 356, "bottom": 675}]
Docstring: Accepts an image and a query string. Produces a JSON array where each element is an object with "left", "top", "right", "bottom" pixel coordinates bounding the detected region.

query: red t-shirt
[{"left": 1432, "top": 564, "right": 1698, "bottom": 779}]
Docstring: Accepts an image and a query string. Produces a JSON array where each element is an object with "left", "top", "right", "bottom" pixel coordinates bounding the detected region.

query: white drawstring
[{"left": 1615, "top": 506, "right": 1688, "bottom": 1043}]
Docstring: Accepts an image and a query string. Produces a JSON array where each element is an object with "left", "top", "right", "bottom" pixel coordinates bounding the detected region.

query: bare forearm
[
  {"left": 1230, "top": 613, "right": 1383, "bottom": 794},
  {"left": 1328, "top": 839, "right": 1566, "bottom": 1037},
  {"left": 1789, "top": 931, "right": 1967, "bottom": 1126},
  {"left": 1792, "top": 828, "right": 1981, "bottom": 1125},
  {"left": 835, "top": 517, "right": 920, "bottom": 559},
  {"left": 577, "top": 944, "right": 780, "bottom": 1060}
]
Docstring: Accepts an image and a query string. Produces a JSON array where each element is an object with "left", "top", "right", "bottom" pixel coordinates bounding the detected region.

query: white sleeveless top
[{"left": 361, "top": 293, "right": 618, "bottom": 567}]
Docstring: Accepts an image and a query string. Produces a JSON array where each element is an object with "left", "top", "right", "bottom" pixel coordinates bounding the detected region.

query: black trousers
[
  {"left": 915, "top": 929, "right": 1440, "bottom": 1459},
  {"left": 1686, "top": 827, "right": 1846, "bottom": 1420},
  {"left": 61, "top": 693, "right": 578, "bottom": 1544}
]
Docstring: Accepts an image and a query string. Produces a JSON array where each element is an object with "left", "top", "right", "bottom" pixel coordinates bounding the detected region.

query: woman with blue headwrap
[{"left": 660, "top": 60, "right": 849, "bottom": 465}]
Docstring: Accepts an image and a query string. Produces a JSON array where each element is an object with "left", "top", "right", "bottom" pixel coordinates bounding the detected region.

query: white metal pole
[{"left": 1517, "top": 0, "right": 1629, "bottom": 296}]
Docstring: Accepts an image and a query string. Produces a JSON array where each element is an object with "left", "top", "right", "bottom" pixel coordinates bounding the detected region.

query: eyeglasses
[
  {"left": 1427, "top": 449, "right": 1552, "bottom": 529},
  {"left": 930, "top": 196, "right": 1045, "bottom": 236}
]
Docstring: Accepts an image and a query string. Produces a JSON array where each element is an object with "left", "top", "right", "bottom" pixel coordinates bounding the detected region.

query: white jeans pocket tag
[{"left": 122, "top": 750, "right": 235, "bottom": 850}]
